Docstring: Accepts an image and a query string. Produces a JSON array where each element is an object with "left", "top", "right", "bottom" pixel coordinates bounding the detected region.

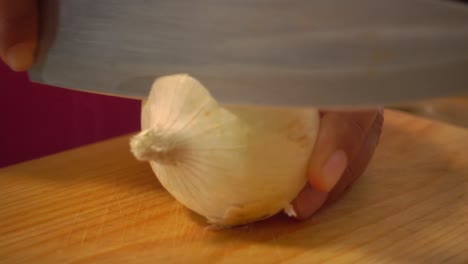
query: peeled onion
[{"left": 130, "top": 74, "right": 320, "bottom": 227}]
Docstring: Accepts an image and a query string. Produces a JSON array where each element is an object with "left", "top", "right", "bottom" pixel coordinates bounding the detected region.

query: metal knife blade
[{"left": 29, "top": 0, "right": 468, "bottom": 108}]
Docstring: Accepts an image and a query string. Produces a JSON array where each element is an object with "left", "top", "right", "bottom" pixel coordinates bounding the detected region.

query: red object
[{"left": 0, "top": 62, "right": 141, "bottom": 167}]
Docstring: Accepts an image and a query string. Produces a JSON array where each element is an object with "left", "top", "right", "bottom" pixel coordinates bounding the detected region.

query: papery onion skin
[{"left": 130, "top": 74, "right": 320, "bottom": 227}]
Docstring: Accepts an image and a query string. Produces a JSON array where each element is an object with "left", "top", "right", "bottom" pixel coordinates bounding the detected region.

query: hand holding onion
[{"left": 130, "top": 74, "right": 383, "bottom": 227}]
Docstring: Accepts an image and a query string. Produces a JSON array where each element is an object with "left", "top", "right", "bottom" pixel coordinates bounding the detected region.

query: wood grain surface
[{"left": 0, "top": 110, "right": 467, "bottom": 264}]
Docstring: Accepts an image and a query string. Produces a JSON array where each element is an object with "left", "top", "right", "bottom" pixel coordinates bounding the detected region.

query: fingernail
[
  {"left": 321, "top": 150, "right": 348, "bottom": 191},
  {"left": 6, "top": 42, "right": 35, "bottom": 72}
]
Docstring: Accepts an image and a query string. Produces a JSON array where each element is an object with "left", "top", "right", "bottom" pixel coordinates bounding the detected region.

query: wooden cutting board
[{"left": 1, "top": 110, "right": 467, "bottom": 264}]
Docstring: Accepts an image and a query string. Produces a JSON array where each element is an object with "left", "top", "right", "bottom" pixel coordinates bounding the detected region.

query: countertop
[{"left": 0, "top": 110, "right": 467, "bottom": 263}]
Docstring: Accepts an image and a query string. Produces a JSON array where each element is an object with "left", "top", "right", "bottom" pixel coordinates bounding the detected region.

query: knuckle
[
  {"left": 348, "top": 117, "right": 367, "bottom": 137},
  {"left": 339, "top": 110, "right": 381, "bottom": 160}
]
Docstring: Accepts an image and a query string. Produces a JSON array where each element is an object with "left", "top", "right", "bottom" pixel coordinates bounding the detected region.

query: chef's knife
[{"left": 29, "top": 0, "right": 468, "bottom": 108}]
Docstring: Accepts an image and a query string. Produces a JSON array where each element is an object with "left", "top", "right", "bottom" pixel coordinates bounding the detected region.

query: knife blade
[{"left": 29, "top": 0, "right": 468, "bottom": 108}]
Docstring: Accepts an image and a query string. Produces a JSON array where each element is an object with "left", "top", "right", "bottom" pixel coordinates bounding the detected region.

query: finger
[
  {"left": 326, "top": 109, "right": 384, "bottom": 204},
  {"left": 308, "top": 109, "right": 381, "bottom": 192},
  {"left": 0, "top": 0, "right": 38, "bottom": 71},
  {"left": 290, "top": 109, "right": 384, "bottom": 219},
  {"left": 289, "top": 184, "right": 328, "bottom": 220}
]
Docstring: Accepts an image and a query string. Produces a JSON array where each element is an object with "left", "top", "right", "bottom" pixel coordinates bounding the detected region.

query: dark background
[{"left": 0, "top": 62, "right": 141, "bottom": 167}]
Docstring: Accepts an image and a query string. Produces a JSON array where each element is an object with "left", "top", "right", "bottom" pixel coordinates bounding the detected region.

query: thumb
[
  {"left": 290, "top": 109, "right": 384, "bottom": 219},
  {"left": 308, "top": 109, "right": 383, "bottom": 192},
  {"left": 0, "top": 0, "right": 38, "bottom": 71}
]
